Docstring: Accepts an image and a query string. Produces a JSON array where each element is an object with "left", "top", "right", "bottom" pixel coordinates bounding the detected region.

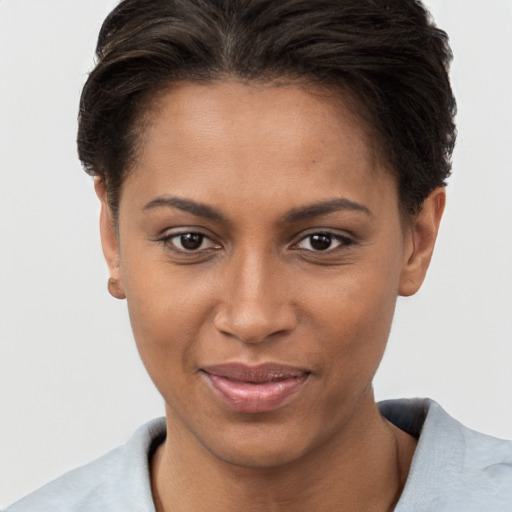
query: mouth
[{"left": 200, "top": 363, "right": 310, "bottom": 413}]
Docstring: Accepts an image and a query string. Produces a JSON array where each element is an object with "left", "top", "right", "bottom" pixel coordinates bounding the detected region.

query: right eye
[{"left": 163, "top": 232, "right": 220, "bottom": 253}]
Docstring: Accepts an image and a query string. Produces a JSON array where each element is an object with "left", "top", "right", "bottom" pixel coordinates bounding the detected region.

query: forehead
[
  {"left": 124, "top": 80, "right": 397, "bottom": 217},
  {"left": 142, "top": 80, "right": 377, "bottom": 164}
]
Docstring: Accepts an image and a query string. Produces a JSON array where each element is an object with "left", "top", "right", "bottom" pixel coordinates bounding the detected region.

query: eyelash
[
  {"left": 292, "top": 231, "right": 355, "bottom": 253},
  {"left": 160, "top": 231, "right": 220, "bottom": 253},
  {"left": 158, "top": 229, "right": 355, "bottom": 256}
]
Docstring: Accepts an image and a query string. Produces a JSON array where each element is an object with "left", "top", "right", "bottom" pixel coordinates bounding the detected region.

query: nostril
[{"left": 213, "top": 305, "right": 296, "bottom": 344}]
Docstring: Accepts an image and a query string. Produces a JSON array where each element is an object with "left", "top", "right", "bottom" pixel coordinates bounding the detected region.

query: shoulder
[
  {"left": 5, "top": 418, "right": 166, "bottom": 512},
  {"left": 381, "top": 399, "right": 512, "bottom": 512}
]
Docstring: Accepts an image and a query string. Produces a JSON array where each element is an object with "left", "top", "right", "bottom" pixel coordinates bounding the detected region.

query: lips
[{"left": 201, "top": 363, "right": 310, "bottom": 413}]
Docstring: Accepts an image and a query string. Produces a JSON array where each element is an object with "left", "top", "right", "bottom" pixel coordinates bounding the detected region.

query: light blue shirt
[{"left": 6, "top": 399, "right": 512, "bottom": 511}]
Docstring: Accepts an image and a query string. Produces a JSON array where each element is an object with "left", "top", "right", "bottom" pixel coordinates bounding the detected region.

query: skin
[{"left": 97, "top": 81, "right": 445, "bottom": 511}]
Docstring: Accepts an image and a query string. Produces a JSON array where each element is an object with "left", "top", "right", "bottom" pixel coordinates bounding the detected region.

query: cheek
[
  {"left": 120, "top": 256, "right": 217, "bottom": 375},
  {"left": 306, "top": 250, "right": 403, "bottom": 373},
  {"left": 314, "top": 276, "right": 396, "bottom": 356}
]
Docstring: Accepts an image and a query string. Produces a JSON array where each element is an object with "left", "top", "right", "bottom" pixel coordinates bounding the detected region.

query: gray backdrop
[{"left": 1, "top": 0, "right": 511, "bottom": 506}]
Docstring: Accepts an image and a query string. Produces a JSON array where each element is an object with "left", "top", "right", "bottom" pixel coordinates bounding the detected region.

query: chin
[
  {"left": 194, "top": 419, "right": 322, "bottom": 470},
  {"left": 208, "top": 441, "right": 306, "bottom": 470}
]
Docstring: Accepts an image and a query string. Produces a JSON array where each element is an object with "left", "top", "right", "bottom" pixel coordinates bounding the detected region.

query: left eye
[
  {"left": 166, "top": 232, "right": 218, "bottom": 252},
  {"left": 295, "top": 233, "right": 351, "bottom": 252}
]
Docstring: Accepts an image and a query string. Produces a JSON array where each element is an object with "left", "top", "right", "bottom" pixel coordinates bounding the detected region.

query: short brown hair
[{"left": 77, "top": 0, "right": 456, "bottom": 217}]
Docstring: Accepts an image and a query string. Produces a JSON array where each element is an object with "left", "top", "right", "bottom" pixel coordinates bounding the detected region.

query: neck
[{"left": 151, "top": 395, "right": 417, "bottom": 512}]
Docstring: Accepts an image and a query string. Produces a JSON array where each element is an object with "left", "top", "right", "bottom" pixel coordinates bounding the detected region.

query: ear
[
  {"left": 399, "top": 188, "right": 446, "bottom": 297},
  {"left": 95, "top": 178, "right": 126, "bottom": 300}
]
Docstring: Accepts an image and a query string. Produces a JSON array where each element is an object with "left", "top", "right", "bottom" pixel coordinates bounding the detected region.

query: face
[{"left": 99, "top": 81, "right": 442, "bottom": 468}]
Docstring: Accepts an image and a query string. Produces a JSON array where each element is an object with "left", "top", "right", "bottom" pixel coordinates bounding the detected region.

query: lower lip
[{"left": 202, "top": 372, "right": 309, "bottom": 413}]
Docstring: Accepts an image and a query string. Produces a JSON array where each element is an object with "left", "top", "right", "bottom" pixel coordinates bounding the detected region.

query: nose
[{"left": 213, "top": 251, "right": 297, "bottom": 344}]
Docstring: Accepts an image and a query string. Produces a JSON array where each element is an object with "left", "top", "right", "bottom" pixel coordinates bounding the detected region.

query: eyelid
[
  {"left": 290, "top": 229, "right": 356, "bottom": 252},
  {"left": 154, "top": 226, "right": 355, "bottom": 255},
  {"left": 156, "top": 225, "right": 218, "bottom": 240},
  {"left": 157, "top": 227, "right": 222, "bottom": 253}
]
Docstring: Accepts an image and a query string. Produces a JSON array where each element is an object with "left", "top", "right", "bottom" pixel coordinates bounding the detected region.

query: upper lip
[{"left": 201, "top": 363, "right": 309, "bottom": 383}]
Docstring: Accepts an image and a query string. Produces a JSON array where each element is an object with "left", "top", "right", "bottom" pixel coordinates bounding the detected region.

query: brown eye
[
  {"left": 295, "top": 232, "right": 354, "bottom": 252},
  {"left": 309, "top": 234, "right": 333, "bottom": 251},
  {"left": 164, "top": 232, "right": 219, "bottom": 253},
  {"left": 180, "top": 233, "right": 204, "bottom": 250}
]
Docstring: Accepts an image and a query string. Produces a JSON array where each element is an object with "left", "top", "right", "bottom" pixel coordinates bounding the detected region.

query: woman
[{"left": 6, "top": 0, "right": 512, "bottom": 511}]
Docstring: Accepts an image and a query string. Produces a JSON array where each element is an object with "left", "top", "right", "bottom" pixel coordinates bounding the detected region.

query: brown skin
[{"left": 97, "top": 81, "right": 444, "bottom": 511}]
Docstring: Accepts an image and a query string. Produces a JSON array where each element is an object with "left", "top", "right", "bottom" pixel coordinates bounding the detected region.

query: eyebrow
[
  {"left": 142, "top": 195, "right": 372, "bottom": 223},
  {"left": 143, "top": 196, "right": 226, "bottom": 221},
  {"left": 285, "top": 198, "right": 372, "bottom": 222}
]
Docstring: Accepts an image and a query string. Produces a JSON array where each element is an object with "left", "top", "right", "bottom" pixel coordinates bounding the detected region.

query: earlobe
[
  {"left": 107, "top": 277, "right": 126, "bottom": 300},
  {"left": 95, "top": 178, "right": 126, "bottom": 300},
  {"left": 398, "top": 188, "right": 446, "bottom": 297}
]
